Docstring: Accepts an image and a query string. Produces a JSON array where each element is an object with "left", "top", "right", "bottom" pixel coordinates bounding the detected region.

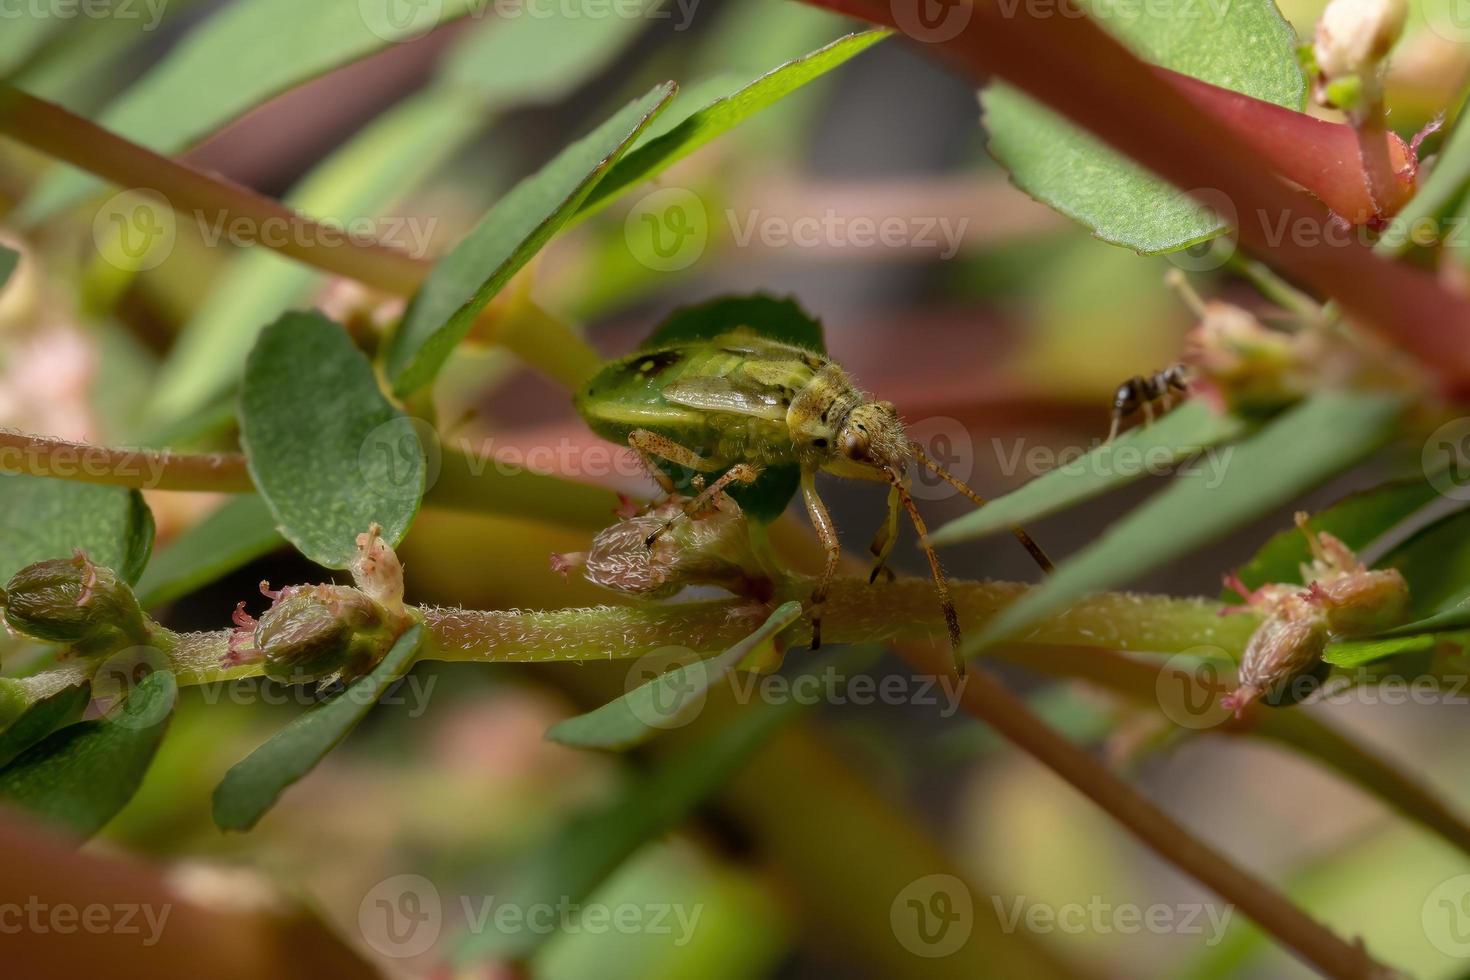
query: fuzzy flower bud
[
  {"left": 553, "top": 493, "right": 772, "bottom": 601},
  {"left": 1225, "top": 594, "right": 1330, "bottom": 714},
  {"left": 1314, "top": 0, "right": 1406, "bottom": 81},
  {"left": 251, "top": 585, "right": 397, "bottom": 686},
  {"left": 350, "top": 523, "right": 409, "bottom": 626},
  {"left": 1182, "top": 303, "right": 1317, "bottom": 416},
  {"left": 2, "top": 552, "right": 146, "bottom": 654}
]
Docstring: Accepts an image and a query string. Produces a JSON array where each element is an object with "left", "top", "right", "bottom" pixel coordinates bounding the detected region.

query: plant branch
[{"left": 797, "top": 0, "right": 1470, "bottom": 392}]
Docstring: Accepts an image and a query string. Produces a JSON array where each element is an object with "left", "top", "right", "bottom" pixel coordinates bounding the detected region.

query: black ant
[{"left": 1107, "top": 363, "right": 1190, "bottom": 442}]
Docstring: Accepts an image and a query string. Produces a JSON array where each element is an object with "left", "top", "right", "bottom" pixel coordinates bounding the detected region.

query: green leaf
[
  {"left": 547, "top": 601, "right": 804, "bottom": 750},
  {"left": 456, "top": 646, "right": 870, "bottom": 964},
  {"left": 386, "top": 84, "right": 676, "bottom": 395},
  {"left": 1377, "top": 506, "right": 1470, "bottom": 618},
  {"left": 18, "top": 0, "right": 480, "bottom": 222},
  {"left": 240, "top": 311, "right": 425, "bottom": 569},
  {"left": 134, "top": 496, "right": 283, "bottom": 608},
  {"left": 212, "top": 623, "right": 425, "bottom": 832},
  {"left": 929, "top": 402, "right": 1246, "bottom": 547},
  {"left": 1224, "top": 478, "right": 1439, "bottom": 602},
  {"left": 578, "top": 31, "right": 888, "bottom": 216},
  {"left": 969, "top": 392, "right": 1403, "bottom": 655},
  {"left": 0, "top": 244, "right": 17, "bottom": 291},
  {"left": 0, "top": 677, "right": 89, "bottom": 767},
  {"left": 982, "top": 0, "right": 1303, "bottom": 253},
  {"left": 0, "top": 669, "right": 175, "bottom": 838},
  {"left": 0, "top": 476, "right": 154, "bottom": 583},
  {"left": 641, "top": 293, "right": 827, "bottom": 353},
  {"left": 1325, "top": 631, "right": 1447, "bottom": 668}
]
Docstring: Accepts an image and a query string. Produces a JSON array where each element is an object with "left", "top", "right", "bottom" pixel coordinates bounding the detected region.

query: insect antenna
[
  {"left": 888, "top": 469, "right": 965, "bottom": 676},
  {"left": 909, "top": 442, "right": 1054, "bottom": 574}
]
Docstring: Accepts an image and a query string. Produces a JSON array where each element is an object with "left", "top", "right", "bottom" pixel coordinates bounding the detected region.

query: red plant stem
[
  {"left": 801, "top": 0, "right": 1470, "bottom": 392},
  {"left": 0, "top": 85, "right": 428, "bottom": 296}
]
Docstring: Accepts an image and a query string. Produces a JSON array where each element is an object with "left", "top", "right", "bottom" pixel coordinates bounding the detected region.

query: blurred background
[{"left": 2, "top": 0, "right": 1469, "bottom": 977}]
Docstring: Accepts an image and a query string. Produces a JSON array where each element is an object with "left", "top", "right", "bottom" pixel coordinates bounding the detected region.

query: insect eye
[{"left": 812, "top": 438, "right": 829, "bottom": 449}]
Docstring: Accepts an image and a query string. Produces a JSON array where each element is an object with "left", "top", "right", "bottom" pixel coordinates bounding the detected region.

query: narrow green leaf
[
  {"left": 929, "top": 402, "right": 1245, "bottom": 547},
  {"left": 969, "top": 393, "right": 1403, "bottom": 655},
  {"left": 0, "top": 475, "right": 154, "bottom": 583},
  {"left": 212, "top": 623, "right": 425, "bottom": 832},
  {"left": 1224, "top": 478, "right": 1439, "bottom": 602},
  {"left": 134, "top": 496, "right": 283, "bottom": 608},
  {"left": 0, "top": 677, "right": 89, "bottom": 766},
  {"left": 457, "top": 646, "right": 870, "bottom": 964},
  {"left": 547, "top": 601, "right": 804, "bottom": 750},
  {"left": 1325, "top": 631, "right": 1447, "bottom": 668},
  {"left": 386, "top": 84, "right": 676, "bottom": 394},
  {"left": 18, "top": 0, "right": 479, "bottom": 221},
  {"left": 0, "top": 669, "right": 175, "bottom": 838},
  {"left": 240, "top": 311, "right": 425, "bottom": 569},
  {"left": 578, "top": 31, "right": 888, "bottom": 215},
  {"left": 982, "top": 0, "right": 1303, "bottom": 253},
  {"left": 0, "top": 245, "right": 17, "bottom": 291},
  {"left": 1377, "top": 505, "right": 1470, "bottom": 618}
]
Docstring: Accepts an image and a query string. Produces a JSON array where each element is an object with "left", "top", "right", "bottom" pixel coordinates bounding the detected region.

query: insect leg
[
  {"left": 627, "top": 429, "right": 722, "bottom": 495},
  {"left": 888, "top": 470, "right": 965, "bottom": 675},
  {"left": 909, "top": 442, "right": 1054, "bottom": 574},
  {"left": 646, "top": 463, "right": 763, "bottom": 545},
  {"left": 867, "top": 484, "right": 901, "bottom": 584},
  {"left": 801, "top": 469, "right": 841, "bottom": 651}
]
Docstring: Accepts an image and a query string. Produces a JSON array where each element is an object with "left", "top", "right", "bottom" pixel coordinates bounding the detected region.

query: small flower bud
[
  {"left": 252, "top": 585, "right": 397, "bottom": 686},
  {"left": 1183, "top": 304, "right": 1316, "bottom": 416},
  {"left": 1225, "top": 595, "right": 1330, "bottom": 715},
  {"left": 350, "top": 523, "right": 409, "bottom": 626},
  {"left": 2, "top": 552, "right": 146, "bottom": 654},
  {"left": 566, "top": 493, "right": 772, "bottom": 600},
  {"left": 1313, "top": 0, "right": 1406, "bottom": 81}
]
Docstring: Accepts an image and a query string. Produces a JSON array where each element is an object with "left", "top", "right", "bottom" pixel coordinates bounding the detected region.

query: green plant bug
[{"left": 574, "top": 297, "right": 1051, "bottom": 672}]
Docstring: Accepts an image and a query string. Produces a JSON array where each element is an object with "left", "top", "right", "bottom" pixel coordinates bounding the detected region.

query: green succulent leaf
[
  {"left": 134, "top": 495, "right": 283, "bottom": 608},
  {"left": 0, "top": 475, "right": 154, "bottom": 584},
  {"left": 240, "top": 311, "right": 426, "bottom": 569},
  {"left": 0, "top": 678, "right": 89, "bottom": 767},
  {"left": 579, "top": 30, "right": 888, "bottom": 216},
  {"left": 969, "top": 392, "right": 1404, "bottom": 656},
  {"left": 929, "top": 402, "right": 1246, "bottom": 547},
  {"left": 386, "top": 84, "right": 676, "bottom": 394},
  {"left": 547, "top": 601, "right": 804, "bottom": 750},
  {"left": 982, "top": 0, "right": 1304, "bottom": 253},
  {"left": 0, "top": 669, "right": 175, "bottom": 838},
  {"left": 212, "top": 623, "right": 425, "bottom": 833},
  {"left": 18, "top": 0, "right": 481, "bottom": 222}
]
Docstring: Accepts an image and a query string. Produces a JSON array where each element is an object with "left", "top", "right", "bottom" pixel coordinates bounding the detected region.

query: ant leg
[
  {"left": 801, "top": 470, "right": 841, "bottom": 650},
  {"left": 867, "top": 484, "right": 901, "bottom": 584},
  {"left": 1142, "top": 400, "right": 1156, "bottom": 427},
  {"left": 646, "top": 463, "right": 762, "bottom": 544}
]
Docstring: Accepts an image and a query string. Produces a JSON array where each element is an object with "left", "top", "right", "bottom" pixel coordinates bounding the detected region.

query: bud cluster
[
  {"left": 552, "top": 491, "right": 774, "bottom": 601},
  {"left": 227, "top": 524, "right": 415, "bottom": 687},
  {"left": 1222, "top": 512, "right": 1409, "bottom": 713}
]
